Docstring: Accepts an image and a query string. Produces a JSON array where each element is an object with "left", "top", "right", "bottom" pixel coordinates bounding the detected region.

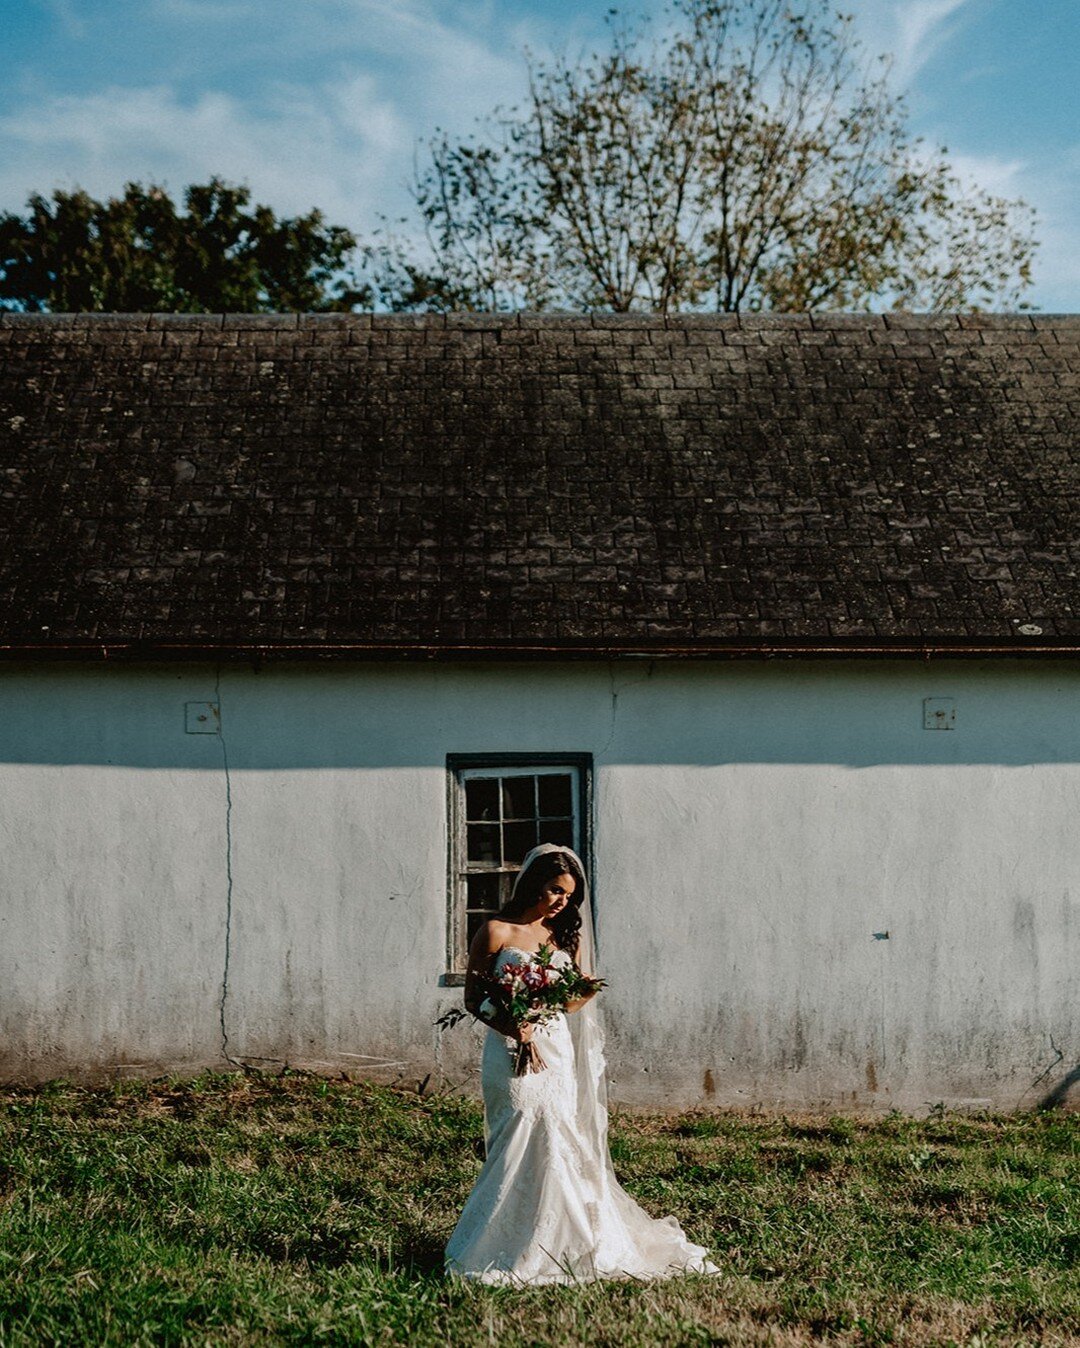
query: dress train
[{"left": 445, "top": 947, "right": 719, "bottom": 1285}]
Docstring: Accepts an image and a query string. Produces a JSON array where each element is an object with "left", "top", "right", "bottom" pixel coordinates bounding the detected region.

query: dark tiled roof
[{"left": 1, "top": 311, "right": 1078, "bottom": 659}]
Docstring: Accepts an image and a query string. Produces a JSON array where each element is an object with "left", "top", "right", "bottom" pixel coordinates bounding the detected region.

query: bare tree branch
[{"left": 365, "top": 0, "right": 1037, "bottom": 315}]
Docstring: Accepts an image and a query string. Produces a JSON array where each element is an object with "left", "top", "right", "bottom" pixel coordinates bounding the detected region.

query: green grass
[{"left": 0, "top": 1074, "right": 1076, "bottom": 1346}]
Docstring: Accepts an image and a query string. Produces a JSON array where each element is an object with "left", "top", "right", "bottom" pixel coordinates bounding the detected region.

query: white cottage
[{"left": 1, "top": 311, "right": 1077, "bottom": 1114}]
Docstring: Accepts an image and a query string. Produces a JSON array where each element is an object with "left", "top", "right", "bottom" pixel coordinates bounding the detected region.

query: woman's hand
[
  {"left": 512, "top": 1032, "right": 547, "bottom": 1075},
  {"left": 514, "top": 1020, "right": 536, "bottom": 1044},
  {"left": 564, "top": 989, "right": 599, "bottom": 1014}
]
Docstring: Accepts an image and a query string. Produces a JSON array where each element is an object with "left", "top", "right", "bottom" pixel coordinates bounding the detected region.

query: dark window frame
[{"left": 444, "top": 753, "right": 593, "bottom": 983}]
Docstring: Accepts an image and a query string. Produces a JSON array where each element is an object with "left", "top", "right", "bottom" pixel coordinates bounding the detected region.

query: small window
[{"left": 447, "top": 754, "right": 590, "bottom": 975}]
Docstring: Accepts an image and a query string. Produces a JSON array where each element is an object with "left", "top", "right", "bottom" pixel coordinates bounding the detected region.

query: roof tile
[{"left": 1, "top": 313, "right": 1078, "bottom": 655}]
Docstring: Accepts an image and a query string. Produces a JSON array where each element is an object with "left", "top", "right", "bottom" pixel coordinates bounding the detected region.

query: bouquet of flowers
[{"left": 436, "top": 944, "right": 606, "bottom": 1076}]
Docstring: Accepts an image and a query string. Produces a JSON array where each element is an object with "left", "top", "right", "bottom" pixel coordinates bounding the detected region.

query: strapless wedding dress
[{"left": 445, "top": 946, "right": 719, "bottom": 1285}]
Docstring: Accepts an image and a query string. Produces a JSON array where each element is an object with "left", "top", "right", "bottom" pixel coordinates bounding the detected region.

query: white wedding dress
[{"left": 444, "top": 944, "right": 720, "bottom": 1285}]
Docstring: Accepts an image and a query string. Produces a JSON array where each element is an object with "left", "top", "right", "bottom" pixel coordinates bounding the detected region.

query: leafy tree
[
  {"left": 0, "top": 177, "right": 367, "bottom": 313},
  {"left": 366, "top": 0, "right": 1037, "bottom": 312}
]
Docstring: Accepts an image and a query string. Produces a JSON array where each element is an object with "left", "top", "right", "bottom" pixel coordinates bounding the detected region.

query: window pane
[
  {"left": 452, "top": 758, "right": 586, "bottom": 973},
  {"left": 467, "top": 823, "right": 500, "bottom": 864},
  {"left": 501, "top": 775, "right": 536, "bottom": 820},
  {"left": 538, "top": 817, "right": 574, "bottom": 848},
  {"left": 538, "top": 774, "right": 573, "bottom": 817},
  {"left": 465, "top": 777, "right": 500, "bottom": 822},
  {"left": 466, "top": 872, "right": 502, "bottom": 912},
  {"left": 503, "top": 820, "right": 538, "bottom": 864}
]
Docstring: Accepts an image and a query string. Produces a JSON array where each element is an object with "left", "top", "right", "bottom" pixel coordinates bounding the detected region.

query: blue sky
[{"left": 2, "top": 0, "right": 1077, "bottom": 310}]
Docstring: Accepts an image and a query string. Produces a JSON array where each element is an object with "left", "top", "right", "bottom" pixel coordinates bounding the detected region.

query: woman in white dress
[{"left": 444, "top": 843, "right": 720, "bottom": 1285}]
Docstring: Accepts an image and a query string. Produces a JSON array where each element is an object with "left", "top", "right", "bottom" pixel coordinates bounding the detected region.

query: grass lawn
[{"left": 0, "top": 1073, "right": 1076, "bottom": 1347}]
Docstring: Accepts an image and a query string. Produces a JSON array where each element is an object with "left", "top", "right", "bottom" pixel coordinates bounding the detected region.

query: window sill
[{"left": 440, "top": 972, "right": 467, "bottom": 988}]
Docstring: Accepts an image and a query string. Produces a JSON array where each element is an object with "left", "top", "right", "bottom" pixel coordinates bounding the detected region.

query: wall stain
[{"left": 791, "top": 1013, "right": 807, "bottom": 1071}]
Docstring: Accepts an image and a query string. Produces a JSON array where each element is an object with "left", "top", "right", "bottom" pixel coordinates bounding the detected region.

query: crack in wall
[
  {"left": 214, "top": 662, "right": 239, "bottom": 1066},
  {"left": 600, "top": 661, "right": 618, "bottom": 755},
  {"left": 600, "top": 661, "right": 655, "bottom": 756},
  {"left": 876, "top": 823, "right": 899, "bottom": 1075}
]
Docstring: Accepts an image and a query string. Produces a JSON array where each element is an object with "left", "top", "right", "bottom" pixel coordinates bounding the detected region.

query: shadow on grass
[
  {"left": 233, "top": 1228, "right": 448, "bottom": 1277},
  {"left": 380, "top": 1238, "right": 448, "bottom": 1279}
]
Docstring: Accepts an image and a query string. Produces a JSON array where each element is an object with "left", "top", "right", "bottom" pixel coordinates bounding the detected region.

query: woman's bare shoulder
[
  {"left": 482, "top": 917, "right": 515, "bottom": 944},
  {"left": 469, "top": 917, "right": 511, "bottom": 955}
]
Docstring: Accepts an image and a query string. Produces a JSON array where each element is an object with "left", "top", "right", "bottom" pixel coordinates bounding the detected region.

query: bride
[{"left": 444, "top": 843, "right": 720, "bottom": 1285}]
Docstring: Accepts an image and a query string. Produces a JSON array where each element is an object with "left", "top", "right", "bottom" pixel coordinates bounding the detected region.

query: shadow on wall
[
  {"left": 1, "top": 657, "right": 1080, "bottom": 768},
  {"left": 1039, "top": 1064, "right": 1080, "bottom": 1110},
  {"left": 2, "top": 655, "right": 1078, "bottom": 771}
]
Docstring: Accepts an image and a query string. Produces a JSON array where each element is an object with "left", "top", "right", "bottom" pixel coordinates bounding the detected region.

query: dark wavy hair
[{"left": 499, "top": 850, "right": 586, "bottom": 961}]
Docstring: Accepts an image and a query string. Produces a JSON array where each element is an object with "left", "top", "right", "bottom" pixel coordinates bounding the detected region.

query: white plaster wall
[{"left": 0, "top": 658, "right": 1077, "bottom": 1113}]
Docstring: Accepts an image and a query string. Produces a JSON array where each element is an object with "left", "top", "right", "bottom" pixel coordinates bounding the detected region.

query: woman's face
[{"left": 536, "top": 872, "right": 576, "bottom": 920}]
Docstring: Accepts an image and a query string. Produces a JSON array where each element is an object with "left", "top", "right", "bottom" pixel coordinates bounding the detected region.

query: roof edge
[
  {"left": 2, "top": 310, "right": 1076, "bottom": 333},
  {"left": 1, "top": 639, "right": 1077, "bottom": 664}
]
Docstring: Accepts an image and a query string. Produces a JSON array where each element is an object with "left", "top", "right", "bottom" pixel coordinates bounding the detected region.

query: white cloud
[
  {"left": 142, "top": 0, "right": 534, "bottom": 129},
  {"left": 36, "top": 0, "right": 88, "bottom": 39},
  {"left": 947, "top": 150, "right": 1026, "bottom": 197},
  {"left": 0, "top": 77, "right": 411, "bottom": 231},
  {"left": 892, "top": 0, "right": 972, "bottom": 83},
  {"left": 1020, "top": 147, "right": 1080, "bottom": 309},
  {"left": 851, "top": 0, "right": 977, "bottom": 86},
  {"left": 335, "top": 0, "right": 532, "bottom": 125},
  {"left": 943, "top": 147, "right": 1080, "bottom": 310},
  {"left": 1, "top": 0, "right": 540, "bottom": 237}
]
